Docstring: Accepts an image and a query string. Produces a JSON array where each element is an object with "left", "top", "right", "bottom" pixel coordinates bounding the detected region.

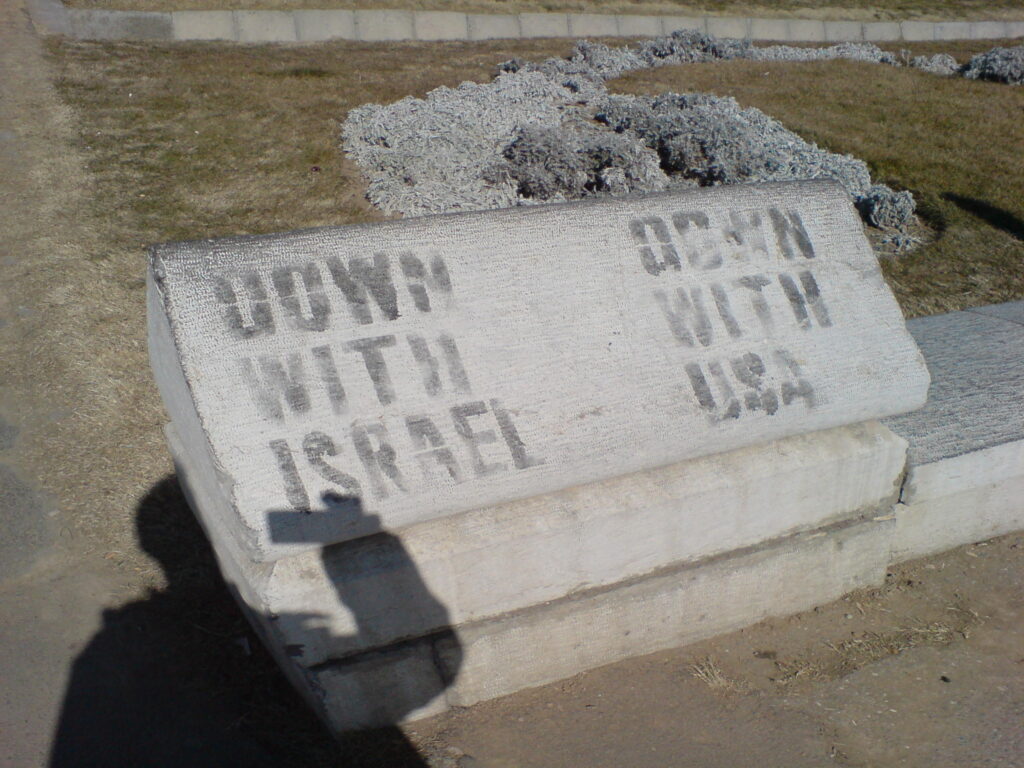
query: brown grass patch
[{"left": 689, "top": 656, "right": 750, "bottom": 693}]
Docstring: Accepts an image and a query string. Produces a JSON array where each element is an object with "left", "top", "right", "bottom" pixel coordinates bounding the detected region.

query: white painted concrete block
[
  {"left": 354, "top": 9, "right": 414, "bottom": 41},
  {"left": 567, "top": 13, "right": 619, "bottom": 38},
  {"left": 294, "top": 10, "right": 355, "bottom": 42},
  {"left": 149, "top": 181, "right": 929, "bottom": 562},
  {"left": 971, "top": 21, "right": 1009, "bottom": 39},
  {"left": 518, "top": 12, "right": 568, "bottom": 38},
  {"left": 234, "top": 11, "right": 296, "bottom": 43},
  {"left": 787, "top": 19, "right": 827, "bottom": 42},
  {"left": 172, "top": 10, "right": 235, "bottom": 41},
  {"left": 707, "top": 16, "right": 749, "bottom": 39},
  {"left": 824, "top": 20, "right": 863, "bottom": 42},
  {"left": 466, "top": 13, "right": 519, "bottom": 40},
  {"left": 748, "top": 18, "right": 789, "bottom": 42},
  {"left": 863, "top": 21, "right": 900, "bottom": 41},
  {"left": 413, "top": 11, "right": 468, "bottom": 41},
  {"left": 933, "top": 21, "right": 973, "bottom": 41},
  {"left": 900, "top": 21, "right": 935, "bottom": 41},
  {"left": 660, "top": 16, "right": 704, "bottom": 34},
  {"left": 615, "top": 15, "right": 662, "bottom": 37},
  {"left": 306, "top": 515, "right": 893, "bottom": 728}
]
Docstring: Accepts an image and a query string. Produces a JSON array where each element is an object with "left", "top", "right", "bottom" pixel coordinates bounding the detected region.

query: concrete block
[
  {"left": 786, "top": 19, "right": 827, "bottom": 42},
  {"left": 971, "top": 21, "right": 1009, "bottom": 39},
  {"left": 413, "top": 11, "right": 468, "bottom": 41},
  {"left": 149, "top": 181, "right": 928, "bottom": 562},
  {"left": 615, "top": 15, "right": 662, "bottom": 37},
  {"left": 25, "top": 0, "right": 71, "bottom": 36},
  {"left": 863, "top": 21, "right": 900, "bottom": 42},
  {"left": 294, "top": 10, "right": 355, "bottom": 42},
  {"left": 257, "top": 421, "right": 906, "bottom": 666},
  {"left": 967, "top": 300, "right": 1024, "bottom": 326},
  {"left": 1005, "top": 21, "right": 1024, "bottom": 39},
  {"left": 567, "top": 13, "right": 618, "bottom": 38},
  {"left": 443, "top": 516, "right": 893, "bottom": 709},
  {"left": 518, "top": 12, "right": 569, "bottom": 38},
  {"left": 706, "top": 16, "right": 749, "bottom": 39},
  {"left": 661, "top": 16, "right": 704, "bottom": 34},
  {"left": 891, "top": 440, "right": 1024, "bottom": 562},
  {"left": 354, "top": 9, "right": 414, "bottom": 41},
  {"left": 466, "top": 13, "right": 519, "bottom": 40},
  {"left": 824, "top": 20, "right": 864, "bottom": 42},
  {"left": 234, "top": 11, "right": 296, "bottom": 43},
  {"left": 172, "top": 10, "right": 235, "bottom": 41},
  {"left": 884, "top": 309, "right": 1024, "bottom": 466},
  {"left": 900, "top": 21, "right": 935, "bottom": 41},
  {"left": 68, "top": 9, "right": 172, "bottom": 40},
  {"left": 933, "top": 21, "right": 973, "bottom": 41},
  {"left": 748, "top": 18, "right": 789, "bottom": 42}
]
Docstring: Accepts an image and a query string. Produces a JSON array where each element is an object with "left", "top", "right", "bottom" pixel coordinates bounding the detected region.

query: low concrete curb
[{"left": 28, "top": 0, "right": 1024, "bottom": 43}]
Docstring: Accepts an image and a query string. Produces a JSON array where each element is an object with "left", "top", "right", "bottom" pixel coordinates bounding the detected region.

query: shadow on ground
[
  {"left": 942, "top": 192, "right": 1024, "bottom": 242},
  {"left": 48, "top": 476, "right": 442, "bottom": 767}
]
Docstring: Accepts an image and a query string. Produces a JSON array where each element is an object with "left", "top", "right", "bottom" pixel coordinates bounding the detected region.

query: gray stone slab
[
  {"left": 971, "top": 20, "right": 1009, "bottom": 39},
  {"left": 519, "top": 12, "right": 568, "bottom": 38},
  {"left": 900, "top": 20, "right": 935, "bottom": 41},
  {"left": 824, "top": 20, "right": 864, "bottom": 42},
  {"left": 466, "top": 13, "right": 519, "bottom": 40},
  {"left": 660, "top": 15, "right": 704, "bottom": 34},
  {"left": 748, "top": 18, "right": 789, "bottom": 41},
  {"left": 149, "top": 181, "right": 928, "bottom": 562},
  {"left": 413, "top": 10, "right": 468, "bottom": 41},
  {"left": 354, "top": 9, "right": 414, "bottom": 41},
  {"left": 567, "top": 13, "right": 618, "bottom": 37},
  {"left": 967, "top": 300, "right": 1024, "bottom": 326},
  {"left": 25, "top": 0, "right": 71, "bottom": 36},
  {"left": 787, "top": 19, "right": 827, "bottom": 42},
  {"left": 234, "top": 10, "right": 296, "bottom": 43},
  {"left": 615, "top": 15, "right": 662, "bottom": 37},
  {"left": 863, "top": 21, "right": 900, "bottom": 41},
  {"left": 294, "top": 10, "right": 355, "bottom": 42},
  {"left": 884, "top": 309, "right": 1024, "bottom": 465},
  {"left": 1006, "top": 20, "right": 1024, "bottom": 39},
  {"left": 934, "top": 21, "right": 973, "bottom": 40},
  {"left": 706, "top": 15, "right": 749, "bottom": 39},
  {"left": 68, "top": 9, "right": 172, "bottom": 40},
  {"left": 172, "top": 10, "right": 235, "bottom": 41}
]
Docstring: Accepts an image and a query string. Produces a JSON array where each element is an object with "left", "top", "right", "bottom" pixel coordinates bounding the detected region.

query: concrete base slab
[
  {"left": 171, "top": 10, "right": 234, "bottom": 41},
  {"left": 864, "top": 21, "right": 900, "bottom": 41},
  {"left": 294, "top": 10, "right": 354, "bottom": 42},
  {"left": 787, "top": 19, "right": 827, "bottom": 42},
  {"left": 413, "top": 11, "right": 468, "bottom": 41},
  {"left": 824, "top": 20, "right": 863, "bottom": 42},
  {"left": 748, "top": 18, "right": 788, "bottom": 42},
  {"left": 901, "top": 20, "right": 935, "bottom": 41},
  {"left": 616, "top": 15, "right": 662, "bottom": 37},
  {"left": 567, "top": 13, "right": 618, "bottom": 38},
  {"left": 518, "top": 12, "right": 568, "bottom": 38},
  {"left": 971, "top": 21, "right": 1009, "bottom": 39},
  {"left": 706, "top": 16, "right": 749, "bottom": 39},
  {"left": 68, "top": 8, "right": 171, "bottom": 40},
  {"left": 466, "top": 13, "right": 518, "bottom": 40},
  {"left": 660, "top": 16, "right": 704, "bottom": 34},
  {"left": 354, "top": 9, "right": 413, "bottom": 41},
  {"left": 934, "top": 21, "right": 973, "bottom": 41},
  {"left": 311, "top": 515, "right": 894, "bottom": 729},
  {"left": 235, "top": 11, "right": 296, "bottom": 43}
]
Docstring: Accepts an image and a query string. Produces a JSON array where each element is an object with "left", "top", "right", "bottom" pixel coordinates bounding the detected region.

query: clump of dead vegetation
[{"left": 689, "top": 656, "right": 750, "bottom": 694}]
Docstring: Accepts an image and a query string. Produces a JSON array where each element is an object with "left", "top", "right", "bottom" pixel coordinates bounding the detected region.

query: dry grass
[
  {"left": 773, "top": 605, "right": 980, "bottom": 684},
  {"left": 689, "top": 656, "right": 750, "bottom": 693},
  {"left": 62, "top": 0, "right": 1024, "bottom": 23},
  {"left": 613, "top": 39, "right": 1024, "bottom": 317}
]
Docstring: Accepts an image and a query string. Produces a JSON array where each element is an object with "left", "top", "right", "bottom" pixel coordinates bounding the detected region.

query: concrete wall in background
[{"left": 26, "top": 0, "right": 1024, "bottom": 43}]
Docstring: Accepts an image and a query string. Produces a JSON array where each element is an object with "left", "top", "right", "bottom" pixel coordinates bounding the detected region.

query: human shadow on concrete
[
  {"left": 49, "top": 475, "right": 456, "bottom": 767},
  {"left": 942, "top": 193, "right": 1024, "bottom": 242}
]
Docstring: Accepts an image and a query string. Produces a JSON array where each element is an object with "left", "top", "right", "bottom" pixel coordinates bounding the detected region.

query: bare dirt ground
[{"left": 1, "top": 6, "right": 1022, "bottom": 766}]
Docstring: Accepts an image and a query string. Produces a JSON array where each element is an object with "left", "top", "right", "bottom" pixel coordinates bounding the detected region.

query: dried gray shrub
[
  {"left": 961, "top": 45, "right": 1024, "bottom": 85},
  {"left": 911, "top": 53, "right": 960, "bottom": 77}
]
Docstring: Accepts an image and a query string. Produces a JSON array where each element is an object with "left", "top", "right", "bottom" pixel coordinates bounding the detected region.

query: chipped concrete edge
[{"left": 26, "top": 0, "right": 1024, "bottom": 43}]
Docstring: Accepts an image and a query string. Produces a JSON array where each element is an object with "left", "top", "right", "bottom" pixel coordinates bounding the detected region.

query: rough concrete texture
[
  {"left": 466, "top": 13, "right": 519, "bottom": 41},
  {"left": 787, "top": 19, "right": 827, "bottom": 42},
  {"left": 884, "top": 307, "right": 1024, "bottom": 465},
  {"left": 518, "top": 12, "right": 568, "bottom": 38},
  {"left": 293, "top": 10, "right": 354, "bottom": 43},
  {"left": 344, "top": 33, "right": 913, "bottom": 226},
  {"left": 568, "top": 13, "right": 618, "bottom": 38},
  {"left": 616, "top": 14, "right": 661, "bottom": 37},
  {"left": 257, "top": 422, "right": 906, "bottom": 667},
  {"left": 962, "top": 44, "right": 1024, "bottom": 84},
  {"left": 747, "top": 18, "right": 788, "bottom": 42},
  {"left": 661, "top": 16, "right": 704, "bottom": 34},
  {"left": 354, "top": 9, "right": 413, "bottom": 41},
  {"left": 149, "top": 181, "right": 928, "bottom": 562},
  {"left": 67, "top": 8, "right": 171, "bottom": 40},
  {"left": 824, "top": 20, "right": 863, "bottom": 42},
  {"left": 234, "top": 10, "right": 296, "bottom": 43},
  {"left": 863, "top": 21, "right": 901, "bottom": 42},
  {"left": 900, "top": 20, "right": 936, "bottom": 42},
  {"left": 313, "top": 516, "right": 894, "bottom": 729},
  {"left": 933, "top": 21, "right": 974, "bottom": 41},
  {"left": 971, "top": 21, "right": 1010, "bottom": 40},
  {"left": 705, "top": 16, "right": 749, "bottom": 40},
  {"left": 171, "top": 9, "right": 233, "bottom": 41},
  {"left": 413, "top": 10, "right": 467, "bottom": 41}
]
